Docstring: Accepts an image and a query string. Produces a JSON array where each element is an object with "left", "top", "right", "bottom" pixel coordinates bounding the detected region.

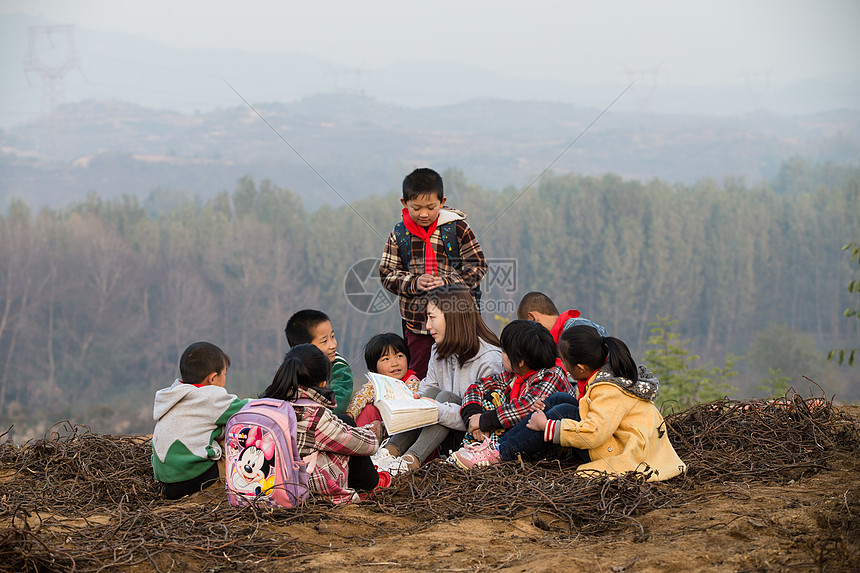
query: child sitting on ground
[
  {"left": 373, "top": 284, "right": 503, "bottom": 475},
  {"left": 285, "top": 309, "right": 353, "bottom": 415},
  {"left": 517, "top": 291, "right": 608, "bottom": 398},
  {"left": 259, "top": 344, "right": 389, "bottom": 503},
  {"left": 152, "top": 341, "right": 249, "bottom": 499},
  {"left": 453, "top": 325, "right": 687, "bottom": 482},
  {"left": 450, "top": 320, "right": 572, "bottom": 469},
  {"left": 345, "top": 333, "right": 421, "bottom": 428}
]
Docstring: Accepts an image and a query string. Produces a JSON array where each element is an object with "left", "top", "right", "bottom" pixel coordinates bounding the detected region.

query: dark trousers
[
  {"left": 163, "top": 462, "right": 220, "bottom": 500},
  {"left": 337, "top": 414, "right": 381, "bottom": 491},
  {"left": 498, "top": 392, "right": 590, "bottom": 464},
  {"left": 403, "top": 323, "right": 434, "bottom": 379}
]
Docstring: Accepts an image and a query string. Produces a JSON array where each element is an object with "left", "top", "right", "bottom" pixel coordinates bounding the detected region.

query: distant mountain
[
  {"left": 1, "top": 93, "right": 858, "bottom": 210},
  {"left": 2, "top": 11, "right": 859, "bottom": 132}
]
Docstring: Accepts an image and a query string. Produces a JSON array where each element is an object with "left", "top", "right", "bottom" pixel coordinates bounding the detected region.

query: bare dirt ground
[{"left": 2, "top": 403, "right": 859, "bottom": 573}]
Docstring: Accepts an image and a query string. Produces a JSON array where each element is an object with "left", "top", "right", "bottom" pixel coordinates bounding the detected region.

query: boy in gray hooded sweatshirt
[{"left": 152, "top": 342, "right": 248, "bottom": 499}]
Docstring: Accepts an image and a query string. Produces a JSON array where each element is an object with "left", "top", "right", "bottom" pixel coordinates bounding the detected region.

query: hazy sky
[{"left": 3, "top": 0, "right": 859, "bottom": 86}]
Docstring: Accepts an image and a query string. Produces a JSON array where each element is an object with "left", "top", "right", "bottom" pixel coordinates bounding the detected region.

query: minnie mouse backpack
[{"left": 224, "top": 399, "right": 316, "bottom": 508}]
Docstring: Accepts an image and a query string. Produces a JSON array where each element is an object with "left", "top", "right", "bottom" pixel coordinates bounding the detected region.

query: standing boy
[
  {"left": 152, "top": 341, "right": 248, "bottom": 499},
  {"left": 379, "top": 168, "right": 488, "bottom": 379},
  {"left": 285, "top": 309, "right": 353, "bottom": 415}
]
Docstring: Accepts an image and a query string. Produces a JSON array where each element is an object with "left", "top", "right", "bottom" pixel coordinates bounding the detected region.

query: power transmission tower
[
  {"left": 622, "top": 64, "right": 666, "bottom": 114},
  {"left": 740, "top": 68, "right": 773, "bottom": 111},
  {"left": 23, "top": 25, "right": 83, "bottom": 156}
]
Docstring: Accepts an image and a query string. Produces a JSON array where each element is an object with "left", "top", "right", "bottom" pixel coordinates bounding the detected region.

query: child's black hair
[
  {"left": 402, "top": 167, "right": 444, "bottom": 202},
  {"left": 284, "top": 309, "right": 331, "bottom": 347},
  {"left": 500, "top": 320, "right": 558, "bottom": 372},
  {"left": 179, "top": 341, "right": 231, "bottom": 385},
  {"left": 364, "top": 332, "right": 411, "bottom": 372},
  {"left": 558, "top": 325, "right": 638, "bottom": 383},
  {"left": 260, "top": 344, "right": 331, "bottom": 401}
]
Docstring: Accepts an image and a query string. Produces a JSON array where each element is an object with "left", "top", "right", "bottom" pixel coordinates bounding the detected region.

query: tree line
[{"left": 1, "top": 158, "right": 857, "bottom": 437}]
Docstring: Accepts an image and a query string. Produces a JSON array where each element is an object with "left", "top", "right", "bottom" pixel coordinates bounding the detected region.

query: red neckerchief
[
  {"left": 400, "top": 369, "right": 417, "bottom": 381},
  {"left": 549, "top": 309, "right": 582, "bottom": 343},
  {"left": 401, "top": 208, "right": 439, "bottom": 276},
  {"left": 509, "top": 369, "right": 537, "bottom": 401}
]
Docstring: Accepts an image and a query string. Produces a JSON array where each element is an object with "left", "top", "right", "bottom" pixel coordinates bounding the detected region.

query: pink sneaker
[{"left": 452, "top": 440, "right": 500, "bottom": 470}]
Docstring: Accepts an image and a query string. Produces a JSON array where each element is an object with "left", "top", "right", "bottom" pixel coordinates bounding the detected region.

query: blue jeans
[{"left": 498, "top": 392, "right": 589, "bottom": 463}]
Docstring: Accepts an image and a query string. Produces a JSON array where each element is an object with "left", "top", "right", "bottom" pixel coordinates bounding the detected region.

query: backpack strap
[
  {"left": 393, "top": 221, "right": 411, "bottom": 269},
  {"left": 437, "top": 221, "right": 461, "bottom": 269},
  {"left": 439, "top": 220, "right": 482, "bottom": 305},
  {"left": 246, "top": 399, "right": 285, "bottom": 409}
]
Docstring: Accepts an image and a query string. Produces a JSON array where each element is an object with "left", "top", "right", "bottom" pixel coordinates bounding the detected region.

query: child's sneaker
[
  {"left": 376, "top": 470, "right": 392, "bottom": 489},
  {"left": 452, "top": 440, "right": 500, "bottom": 470},
  {"left": 371, "top": 446, "right": 396, "bottom": 469},
  {"left": 358, "top": 470, "right": 393, "bottom": 501},
  {"left": 384, "top": 452, "right": 420, "bottom": 476}
]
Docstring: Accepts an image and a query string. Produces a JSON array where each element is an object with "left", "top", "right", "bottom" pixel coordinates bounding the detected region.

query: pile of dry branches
[
  {"left": 666, "top": 394, "right": 860, "bottom": 484},
  {"left": 1, "top": 393, "right": 857, "bottom": 572}
]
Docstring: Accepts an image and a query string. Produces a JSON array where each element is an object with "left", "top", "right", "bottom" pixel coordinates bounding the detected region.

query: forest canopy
[{"left": 1, "top": 158, "right": 858, "bottom": 438}]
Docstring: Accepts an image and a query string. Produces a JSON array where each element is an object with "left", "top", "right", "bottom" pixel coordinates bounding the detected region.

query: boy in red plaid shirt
[{"left": 379, "top": 168, "right": 488, "bottom": 378}]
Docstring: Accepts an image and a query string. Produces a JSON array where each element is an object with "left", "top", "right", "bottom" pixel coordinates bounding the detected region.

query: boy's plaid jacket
[{"left": 379, "top": 208, "right": 487, "bottom": 335}]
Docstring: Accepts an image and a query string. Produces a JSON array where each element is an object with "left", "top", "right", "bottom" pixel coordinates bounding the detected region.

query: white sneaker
[
  {"left": 371, "top": 446, "right": 396, "bottom": 469},
  {"left": 384, "top": 453, "right": 419, "bottom": 476}
]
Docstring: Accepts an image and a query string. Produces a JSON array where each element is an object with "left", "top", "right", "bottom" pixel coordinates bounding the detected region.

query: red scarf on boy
[{"left": 402, "top": 208, "right": 439, "bottom": 276}]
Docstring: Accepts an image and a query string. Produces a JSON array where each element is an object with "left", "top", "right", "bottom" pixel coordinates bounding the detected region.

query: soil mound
[{"left": 2, "top": 393, "right": 858, "bottom": 572}]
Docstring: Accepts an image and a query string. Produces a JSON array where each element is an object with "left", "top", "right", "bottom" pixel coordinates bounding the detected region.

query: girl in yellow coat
[{"left": 527, "top": 325, "right": 686, "bottom": 482}]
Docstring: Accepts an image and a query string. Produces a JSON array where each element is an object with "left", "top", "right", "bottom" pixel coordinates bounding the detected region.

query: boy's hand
[
  {"left": 526, "top": 410, "right": 548, "bottom": 432},
  {"left": 416, "top": 274, "right": 444, "bottom": 291},
  {"left": 529, "top": 399, "right": 546, "bottom": 412}
]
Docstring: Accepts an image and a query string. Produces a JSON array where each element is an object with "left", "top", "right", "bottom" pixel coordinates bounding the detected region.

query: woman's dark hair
[
  {"left": 260, "top": 344, "right": 331, "bottom": 401},
  {"left": 425, "top": 284, "right": 500, "bottom": 366},
  {"left": 558, "top": 325, "right": 638, "bottom": 383},
  {"left": 500, "top": 320, "right": 558, "bottom": 371},
  {"left": 364, "top": 332, "right": 411, "bottom": 372}
]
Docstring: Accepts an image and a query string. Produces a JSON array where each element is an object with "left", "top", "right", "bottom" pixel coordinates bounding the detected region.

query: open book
[{"left": 367, "top": 372, "right": 438, "bottom": 434}]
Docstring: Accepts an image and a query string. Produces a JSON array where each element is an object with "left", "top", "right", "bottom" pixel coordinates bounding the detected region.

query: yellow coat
[{"left": 551, "top": 378, "right": 686, "bottom": 482}]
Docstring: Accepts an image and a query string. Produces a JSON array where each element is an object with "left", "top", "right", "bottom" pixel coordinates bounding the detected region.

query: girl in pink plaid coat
[{"left": 259, "top": 344, "right": 390, "bottom": 503}]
